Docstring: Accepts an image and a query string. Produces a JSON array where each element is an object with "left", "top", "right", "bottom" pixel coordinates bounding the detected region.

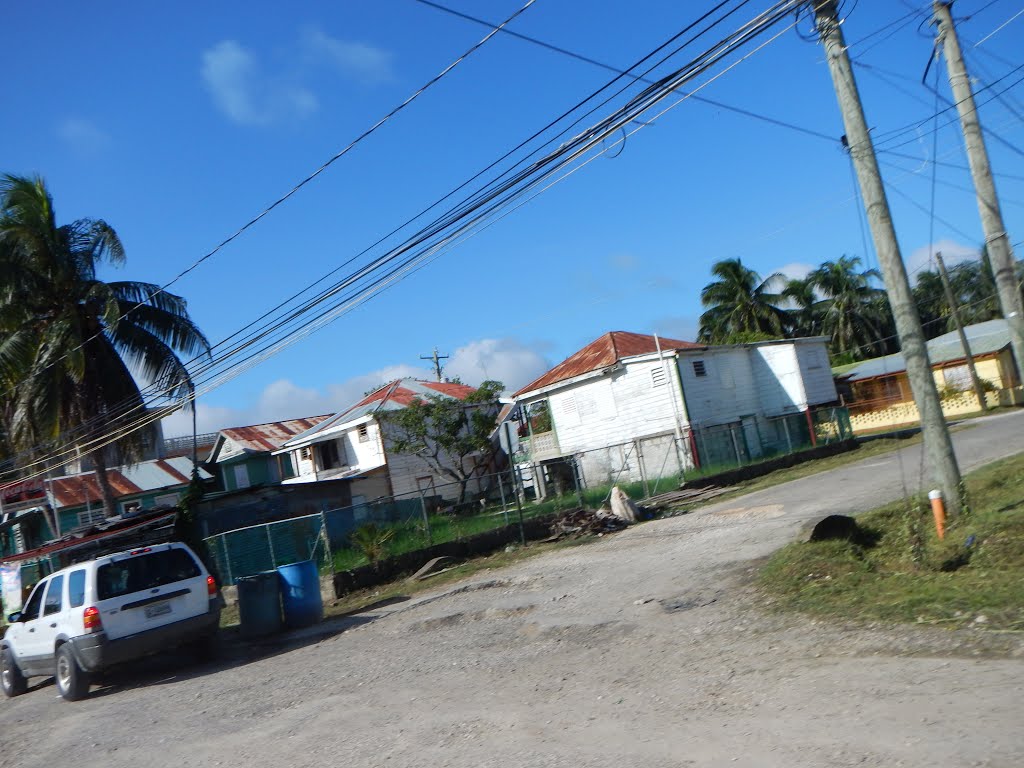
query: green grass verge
[
  {"left": 329, "top": 437, "right": 927, "bottom": 571},
  {"left": 760, "top": 452, "right": 1024, "bottom": 631}
]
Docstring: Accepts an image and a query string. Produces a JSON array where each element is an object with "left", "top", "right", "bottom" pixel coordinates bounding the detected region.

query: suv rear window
[{"left": 97, "top": 549, "right": 201, "bottom": 600}]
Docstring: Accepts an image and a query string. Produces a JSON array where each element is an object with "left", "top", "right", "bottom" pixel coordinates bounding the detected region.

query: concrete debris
[
  {"left": 548, "top": 507, "right": 629, "bottom": 539},
  {"left": 609, "top": 486, "right": 639, "bottom": 523}
]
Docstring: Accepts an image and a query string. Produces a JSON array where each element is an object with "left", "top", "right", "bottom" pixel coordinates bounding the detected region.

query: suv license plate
[{"left": 144, "top": 602, "right": 172, "bottom": 619}]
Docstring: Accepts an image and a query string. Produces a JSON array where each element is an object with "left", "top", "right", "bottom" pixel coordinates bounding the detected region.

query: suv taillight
[
  {"left": 83, "top": 606, "right": 102, "bottom": 633},
  {"left": 207, "top": 575, "right": 217, "bottom": 596}
]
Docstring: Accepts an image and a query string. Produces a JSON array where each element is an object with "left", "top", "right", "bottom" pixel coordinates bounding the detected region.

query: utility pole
[
  {"left": 933, "top": 1, "right": 1024, "bottom": 387},
  {"left": 813, "top": 1, "right": 963, "bottom": 516},
  {"left": 420, "top": 347, "right": 449, "bottom": 382},
  {"left": 936, "top": 252, "right": 989, "bottom": 411}
]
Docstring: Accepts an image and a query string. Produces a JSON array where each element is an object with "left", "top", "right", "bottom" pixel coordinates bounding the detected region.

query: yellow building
[{"left": 836, "top": 319, "right": 1023, "bottom": 433}]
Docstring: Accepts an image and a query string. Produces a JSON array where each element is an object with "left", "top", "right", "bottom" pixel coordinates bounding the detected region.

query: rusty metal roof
[
  {"left": 219, "top": 415, "right": 332, "bottom": 454},
  {"left": 47, "top": 456, "right": 211, "bottom": 509},
  {"left": 513, "top": 331, "right": 704, "bottom": 397},
  {"left": 285, "top": 379, "right": 477, "bottom": 445}
]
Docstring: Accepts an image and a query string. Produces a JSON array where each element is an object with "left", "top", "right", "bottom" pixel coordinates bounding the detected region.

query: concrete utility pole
[
  {"left": 933, "top": 1, "right": 1024, "bottom": 387},
  {"left": 936, "top": 252, "right": 989, "bottom": 411},
  {"left": 813, "top": 1, "right": 963, "bottom": 516},
  {"left": 420, "top": 347, "right": 449, "bottom": 382}
]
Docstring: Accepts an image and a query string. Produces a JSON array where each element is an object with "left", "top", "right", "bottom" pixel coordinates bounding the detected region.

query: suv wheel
[
  {"left": 1, "top": 647, "right": 27, "bottom": 697},
  {"left": 55, "top": 644, "right": 90, "bottom": 701}
]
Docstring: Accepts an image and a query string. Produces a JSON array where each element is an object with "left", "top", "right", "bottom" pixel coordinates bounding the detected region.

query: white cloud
[
  {"left": 906, "top": 239, "right": 979, "bottom": 280},
  {"left": 608, "top": 253, "right": 639, "bottom": 272},
  {"left": 201, "top": 40, "right": 317, "bottom": 125},
  {"left": 775, "top": 262, "right": 815, "bottom": 281},
  {"left": 161, "top": 365, "right": 425, "bottom": 437},
  {"left": 160, "top": 340, "right": 549, "bottom": 438},
  {"left": 302, "top": 28, "right": 393, "bottom": 84},
  {"left": 57, "top": 118, "right": 109, "bottom": 154},
  {"left": 444, "top": 338, "right": 549, "bottom": 393}
]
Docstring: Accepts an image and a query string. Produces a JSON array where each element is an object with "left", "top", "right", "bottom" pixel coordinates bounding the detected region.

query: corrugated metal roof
[
  {"left": 840, "top": 319, "right": 1013, "bottom": 382},
  {"left": 47, "top": 456, "right": 211, "bottom": 509},
  {"left": 514, "top": 331, "right": 704, "bottom": 397},
  {"left": 284, "top": 378, "right": 477, "bottom": 446},
  {"left": 218, "top": 415, "right": 332, "bottom": 454}
]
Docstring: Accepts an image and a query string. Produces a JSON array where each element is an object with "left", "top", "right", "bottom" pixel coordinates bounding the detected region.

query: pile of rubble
[{"left": 547, "top": 486, "right": 643, "bottom": 539}]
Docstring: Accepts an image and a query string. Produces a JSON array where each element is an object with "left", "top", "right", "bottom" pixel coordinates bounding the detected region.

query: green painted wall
[{"left": 219, "top": 456, "right": 278, "bottom": 492}]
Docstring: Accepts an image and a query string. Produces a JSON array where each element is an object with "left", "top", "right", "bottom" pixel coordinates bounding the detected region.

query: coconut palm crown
[{"left": 0, "top": 174, "right": 209, "bottom": 516}]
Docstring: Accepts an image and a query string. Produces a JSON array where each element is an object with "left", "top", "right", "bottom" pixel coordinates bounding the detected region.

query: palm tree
[
  {"left": 807, "top": 255, "right": 888, "bottom": 360},
  {"left": 698, "top": 259, "right": 787, "bottom": 343},
  {"left": 0, "top": 174, "right": 209, "bottom": 517},
  {"left": 781, "top": 277, "right": 820, "bottom": 337}
]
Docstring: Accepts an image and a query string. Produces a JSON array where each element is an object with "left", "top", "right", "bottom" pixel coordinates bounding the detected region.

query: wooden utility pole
[
  {"left": 933, "top": 1, "right": 1024, "bottom": 387},
  {"left": 936, "top": 252, "right": 989, "bottom": 411},
  {"left": 420, "top": 347, "right": 449, "bottom": 382},
  {"left": 813, "top": 0, "right": 963, "bottom": 516}
]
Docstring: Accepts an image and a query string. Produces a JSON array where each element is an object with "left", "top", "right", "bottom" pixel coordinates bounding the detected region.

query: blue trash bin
[
  {"left": 277, "top": 560, "right": 323, "bottom": 629},
  {"left": 236, "top": 571, "right": 282, "bottom": 638}
]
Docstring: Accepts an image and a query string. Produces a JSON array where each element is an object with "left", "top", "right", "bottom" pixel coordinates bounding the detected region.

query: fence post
[
  {"left": 572, "top": 456, "right": 584, "bottom": 507},
  {"left": 220, "top": 535, "right": 233, "bottom": 586},
  {"left": 418, "top": 491, "right": 433, "bottom": 546},
  {"left": 497, "top": 474, "right": 509, "bottom": 525},
  {"left": 729, "top": 426, "right": 743, "bottom": 467},
  {"left": 266, "top": 525, "right": 277, "bottom": 569},
  {"left": 805, "top": 409, "right": 818, "bottom": 447},
  {"left": 782, "top": 417, "right": 793, "bottom": 454},
  {"left": 636, "top": 439, "right": 649, "bottom": 498},
  {"left": 320, "top": 508, "right": 333, "bottom": 573}
]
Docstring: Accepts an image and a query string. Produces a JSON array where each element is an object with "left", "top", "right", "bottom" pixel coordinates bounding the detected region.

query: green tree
[
  {"left": 781, "top": 276, "right": 820, "bottom": 338},
  {"left": 698, "top": 259, "right": 787, "bottom": 343},
  {"left": 379, "top": 380, "right": 503, "bottom": 505},
  {"left": 0, "top": 174, "right": 209, "bottom": 517},
  {"left": 807, "top": 255, "right": 889, "bottom": 361}
]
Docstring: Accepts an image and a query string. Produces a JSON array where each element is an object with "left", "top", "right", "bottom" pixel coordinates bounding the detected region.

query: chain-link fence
[
  {"left": 203, "top": 469, "right": 548, "bottom": 585},
  {"left": 203, "top": 407, "right": 853, "bottom": 584},
  {"left": 562, "top": 406, "right": 853, "bottom": 496}
]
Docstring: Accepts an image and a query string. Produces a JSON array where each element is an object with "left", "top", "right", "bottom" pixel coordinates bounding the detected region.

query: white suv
[{"left": 1, "top": 542, "right": 221, "bottom": 701}]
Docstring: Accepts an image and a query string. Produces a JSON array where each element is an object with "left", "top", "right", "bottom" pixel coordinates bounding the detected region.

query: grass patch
[{"left": 760, "top": 452, "right": 1024, "bottom": 631}]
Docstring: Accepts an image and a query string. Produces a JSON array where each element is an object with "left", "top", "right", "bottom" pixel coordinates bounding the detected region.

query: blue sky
[{"left": 5, "top": 1, "right": 1023, "bottom": 435}]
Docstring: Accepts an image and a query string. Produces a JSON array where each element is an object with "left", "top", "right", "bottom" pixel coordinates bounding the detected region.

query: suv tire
[
  {"left": 55, "top": 644, "right": 90, "bottom": 701},
  {"left": 1, "top": 647, "right": 27, "bottom": 698}
]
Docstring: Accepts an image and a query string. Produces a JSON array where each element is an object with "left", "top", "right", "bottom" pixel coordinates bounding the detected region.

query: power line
[
  {"left": 410, "top": 0, "right": 840, "bottom": 143},
  {"left": 3, "top": 1, "right": 808, "bottom": 483},
  {"left": 972, "top": 7, "right": 1024, "bottom": 46},
  {"left": 0, "top": 0, "right": 540, "bottom": 410},
  {"left": 877, "top": 147, "right": 1024, "bottom": 181}
]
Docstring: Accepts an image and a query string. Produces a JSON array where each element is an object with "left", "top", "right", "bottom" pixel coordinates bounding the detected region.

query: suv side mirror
[{"left": 6, "top": 611, "right": 22, "bottom": 623}]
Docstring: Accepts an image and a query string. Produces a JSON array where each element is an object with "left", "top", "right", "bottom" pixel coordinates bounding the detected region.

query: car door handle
[
  {"left": 28, "top": 628, "right": 35, "bottom": 633},
  {"left": 49, "top": 623, "right": 57, "bottom": 628}
]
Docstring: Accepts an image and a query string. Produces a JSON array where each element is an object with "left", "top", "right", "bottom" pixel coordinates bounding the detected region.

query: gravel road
[{"left": 3, "top": 410, "right": 1023, "bottom": 768}]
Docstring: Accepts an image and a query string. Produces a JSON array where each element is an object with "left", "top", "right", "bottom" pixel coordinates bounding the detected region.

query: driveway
[{"left": 2, "top": 410, "right": 1023, "bottom": 768}]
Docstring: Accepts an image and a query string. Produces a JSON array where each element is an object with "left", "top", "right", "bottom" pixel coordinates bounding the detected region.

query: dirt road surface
[{"left": 3, "top": 410, "right": 1023, "bottom": 768}]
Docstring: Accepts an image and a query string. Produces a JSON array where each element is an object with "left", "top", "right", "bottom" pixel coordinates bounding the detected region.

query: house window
[
  {"left": 651, "top": 367, "right": 666, "bottom": 387},
  {"left": 319, "top": 439, "right": 346, "bottom": 470},
  {"left": 358, "top": 423, "right": 369, "bottom": 442},
  {"left": 154, "top": 493, "right": 179, "bottom": 508},
  {"left": 943, "top": 365, "right": 972, "bottom": 392},
  {"left": 279, "top": 453, "right": 296, "bottom": 479},
  {"left": 692, "top": 360, "right": 707, "bottom": 377},
  {"left": 233, "top": 464, "right": 250, "bottom": 489},
  {"left": 78, "top": 507, "right": 106, "bottom": 527},
  {"left": 300, "top": 446, "right": 311, "bottom": 461},
  {"left": 120, "top": 501, "right": 142, "bottom": 517}
]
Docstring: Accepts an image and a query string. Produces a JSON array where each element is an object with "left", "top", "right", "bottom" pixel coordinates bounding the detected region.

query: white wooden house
[
  {"left": 511, "top": 331, "right": 839, "bottom": 489},
  {"left": 273, "top": 378, "right": 491, "bottom": 507}
]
